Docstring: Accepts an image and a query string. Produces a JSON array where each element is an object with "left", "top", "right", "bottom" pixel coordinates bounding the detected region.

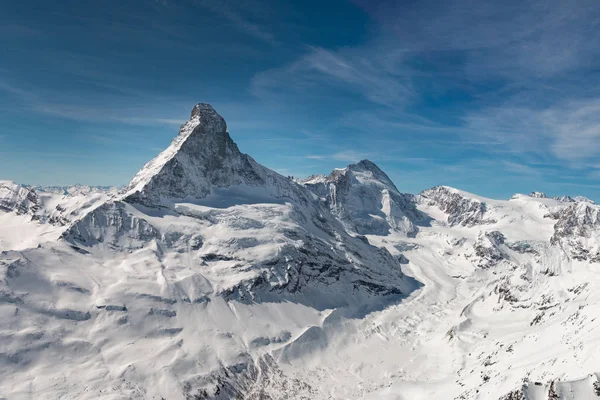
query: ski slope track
[{"left": 2, "top": 104, "right": 600, "bottom": 399}]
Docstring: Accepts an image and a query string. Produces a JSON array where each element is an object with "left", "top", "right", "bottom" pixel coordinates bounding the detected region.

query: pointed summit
[
  {"left": 189, "top": 103, "right": 227, "bottom": 132},
  {"left": 123, "top": 103, "right": 304, "bottom": 206},
  {"left": 347, "top": 159, "right": 399, "bottom": 192}
]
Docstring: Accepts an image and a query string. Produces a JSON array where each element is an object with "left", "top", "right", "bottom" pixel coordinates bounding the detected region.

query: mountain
[
  {"left": 2, "top": 104, "right": 600, "bottom": 400},
  {"left": 551, "top": 194, "right": 596, "bottom": 204},
  {"left": 0, "top": 104, "right": 419, "bottom": 399},
  {"left": 0, "top": 180, "right": 40, "bottom": 215},
  {"left": 300, "top": 160, "right": 424, "bottom": 236},
  {"left": 550, "top": 201, "right": 600, "bottom": 262},
  {"left": 64, "top": 104, "right": 417, "bottom": 308},
  {"left": 124, "top": 103, "right": 305, "bottom": 207},
  {"left": 32, "top": 184, "right": 119, "bottom": 196},
  {"left": 0, "top": 181, "right": 112, "bottom": 251},
  {"left": 554, "top": 195, "right": 575, "bottom": 203},
  {"left": 529, "top": 191, "right": 548, "bottom": 198}
]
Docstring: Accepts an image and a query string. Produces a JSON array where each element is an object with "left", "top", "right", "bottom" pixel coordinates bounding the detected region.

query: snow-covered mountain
[
  {"left": 0, "top": 181, "right": 113, "bottom": 250},
  {"left": 124, "top": 103, "right": 305, "bottom": 208},
  {"left": 0, "top": 180, "right": 41, "bottom": 215},
  {"left": 299, "top": 160, "right": 425, "bottom": 236},
  {"left": 2, "top": 103, "right": 600, "bottom": 400}
]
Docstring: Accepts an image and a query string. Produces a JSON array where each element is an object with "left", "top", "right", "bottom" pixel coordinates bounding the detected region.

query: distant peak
[
  {"left": 189, "top": 103, "right": 227, "bottom": 133},
  {"left": 345, "top": 160, "right": 398, "bottom": 190},
  {"left": 529, "top": 191, "right": 548, "bottom": 199},
  {"left": 348, "top": 159, "right": 383, "bottom": 173},
  {"left": 346, "top": 159, "right": 380, "bottom": 174},
  {"left": 554, "top": 195, "right": 575, "bottom": 203},
  {"left": 355, "top": 159, "right": 378, "bottom": 168},
  {"left": 574, "top": 196, "right": 595, "bottom": 204}
]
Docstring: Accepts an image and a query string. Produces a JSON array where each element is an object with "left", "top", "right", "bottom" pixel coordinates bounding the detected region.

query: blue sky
[{"left": 2, "top": 0, "right": 600, "bottom": 200}]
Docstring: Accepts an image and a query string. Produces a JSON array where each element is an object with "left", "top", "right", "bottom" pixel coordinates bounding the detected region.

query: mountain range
[{"left": 2, "top": 104, "right": 600, "bottom": 399}]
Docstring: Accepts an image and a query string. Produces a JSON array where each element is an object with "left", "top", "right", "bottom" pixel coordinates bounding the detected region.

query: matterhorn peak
[
  {"left": 189, "top": 103, "right": 227, "bottom": 133},
  {"left": 122, "top": 103, "right": 305, "bottom": 207}
]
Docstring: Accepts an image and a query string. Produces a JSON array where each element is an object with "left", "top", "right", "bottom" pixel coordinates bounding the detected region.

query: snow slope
[{"left": 2, "top": 104, "right": 600, "bottom": 400}]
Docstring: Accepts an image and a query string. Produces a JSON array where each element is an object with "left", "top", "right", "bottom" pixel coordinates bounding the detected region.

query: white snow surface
[{"left": 2, "top": 105, "right": 600, "bottom": 400}]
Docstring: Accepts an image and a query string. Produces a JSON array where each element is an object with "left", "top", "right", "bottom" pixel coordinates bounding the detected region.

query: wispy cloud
[
  {"left": 251, "top": 0, "right": 600, "bottom": 114},
  {"left": 0, "top": 79, "right": 187, "bottom": 126},
  {"left": 0, "top": 81, "right": 35, "bottom": 100},
  {"left": 463, "top": 99, "right": 600, "bottom": 165},
  {"left": 249, "top": 0, "right": 600, "bottom": 178},
  {"left": 251, "top": 46, "right": 413, "bottom": 107},
  {"left": 194, "top": 0, "right": 277, "bottom": 44},
  {"left": 353, "top": 0, "right": 600, "bottom": 79},
  {"left": 501, "top": 161, "right": 543, "bottom": 177},
  {"left": 305, "top": 150, "right": 375, "bottom": 162},
  {"left": 0, "top": 23, "right": 41, "bottom": 38},
  {"left": 36, "top": 103, "right": 185, "bottom": 126}
]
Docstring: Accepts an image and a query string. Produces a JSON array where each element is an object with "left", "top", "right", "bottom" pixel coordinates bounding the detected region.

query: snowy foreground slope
[{"left": 2, "top": 105, "right": 600, "bottom": 400}]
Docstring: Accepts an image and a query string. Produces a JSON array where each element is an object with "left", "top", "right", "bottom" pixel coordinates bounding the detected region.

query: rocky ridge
[{"left": 419, "top": 185, "right": 497, "bottom": 226}]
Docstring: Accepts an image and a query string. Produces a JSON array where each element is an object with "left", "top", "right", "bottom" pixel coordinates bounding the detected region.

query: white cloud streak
[
  {"left": 354, "top": 0, "right": 600, "bottom": 78},
  {"left": 251, "top": 46, "right": 413, "bottom": 107},
  {"left": 305, "top": 150, "right": 375, "bottom": 162},
  {"left": 464, "top": 99, "right": 600, "bottom": 164},
  {"left": 0, "top": 80, "right": 187, "bottom": 126},
  {"left": 194, "top": 0, "right": 277, "bottom": 44},
  {"left": 251, "top": 0, "right": 600, "bottom": 168}
]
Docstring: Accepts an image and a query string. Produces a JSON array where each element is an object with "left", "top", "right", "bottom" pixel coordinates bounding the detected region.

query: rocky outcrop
[
  {"left": 62, "top": 201, "right": 159, "bottom": 248},
  {"left": 419, "top": 186, "right": 496, "bottom": 227},
  {"left": 0, "top": 181, "right": 41, "bottom": 216},
  {"left": 550, "top": 202, "right": 600, "bottom": 262},
  {"left": 468, "top": 231, "right": 508, "bottom": 268}
]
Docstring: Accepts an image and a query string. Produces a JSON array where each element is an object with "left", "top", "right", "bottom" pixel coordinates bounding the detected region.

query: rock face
[
  {"left": 550, "top": 202, "right": 600, "bottom": 262},
  {"left": 124, "top": 103, "right": 305, "bottom": 206},
  {"left": 0, "top": 181, "right": 40, "bottom": 215},
  {"left": 419, "top": 186, "right": 496, "bottom": 227},
  {"left": 300, "top": 160, "right": 423, "bottom": 236},
  {"left": 468, "top": 231, "right": 508, "bottom": 269},
  {"left": 62, "top": 201, "right": 159, "bottom": 249}
]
